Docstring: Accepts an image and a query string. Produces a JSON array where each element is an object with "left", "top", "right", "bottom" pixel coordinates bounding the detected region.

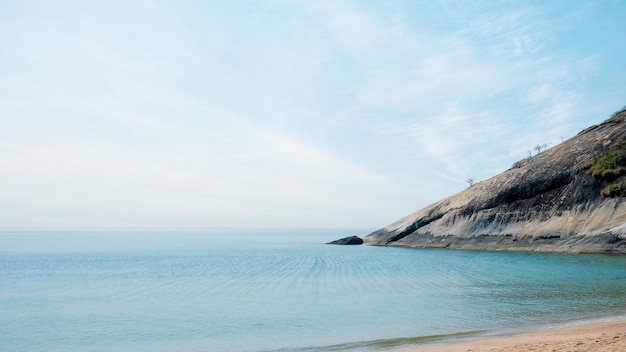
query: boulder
[{"left": 327, "top": 236, "right": 364, "bottom": 245}]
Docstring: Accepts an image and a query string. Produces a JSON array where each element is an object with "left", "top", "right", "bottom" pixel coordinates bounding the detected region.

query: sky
[{"left": 2, "top": 0, "right": 626, "bottom": 229}]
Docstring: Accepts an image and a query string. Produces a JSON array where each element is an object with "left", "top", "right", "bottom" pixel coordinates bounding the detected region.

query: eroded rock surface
[{"left": 365, "top": 111, "right": 626, "bottom": 254}]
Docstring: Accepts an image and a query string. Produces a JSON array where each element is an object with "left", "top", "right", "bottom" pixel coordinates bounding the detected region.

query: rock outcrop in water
[
  {"left": 327, "top": 236, "right": 364, "bottom": 245},
  {"left": 364, "top": 109, "right": 626, "bottom": 254}
]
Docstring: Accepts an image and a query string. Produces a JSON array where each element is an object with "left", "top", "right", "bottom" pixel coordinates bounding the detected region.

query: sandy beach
[{"left": 405, "top": 320, "right": 626, "bottom": 352}]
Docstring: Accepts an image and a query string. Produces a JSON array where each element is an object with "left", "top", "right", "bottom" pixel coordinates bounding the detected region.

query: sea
[{"left": 2, "top": 228, "right": 626, "bottom": 352}]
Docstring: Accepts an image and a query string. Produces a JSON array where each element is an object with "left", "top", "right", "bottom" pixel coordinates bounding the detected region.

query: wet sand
[{"left": 405, "top": 320, "right": 626, "bottom": 352}]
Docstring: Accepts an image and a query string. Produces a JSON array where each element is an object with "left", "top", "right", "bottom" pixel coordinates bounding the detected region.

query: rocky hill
[{"left": 364, "top": 109, "right": 626, "bottom": 253}]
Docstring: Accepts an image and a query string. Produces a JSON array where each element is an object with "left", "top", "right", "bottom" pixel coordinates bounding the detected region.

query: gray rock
[
  {"left": 365, "top": 110, "right": 626, "bottom": 254},
  {"left": 327, "top": 236, "right": 364, "bottom": 245}
]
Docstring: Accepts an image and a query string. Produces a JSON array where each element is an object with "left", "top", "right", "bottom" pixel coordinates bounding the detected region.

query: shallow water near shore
[{"left": 2, "top": 229, "right": 626, "bottom": 352}]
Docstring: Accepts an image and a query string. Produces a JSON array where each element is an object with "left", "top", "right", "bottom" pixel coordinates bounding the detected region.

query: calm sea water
[{"left": 2, "top": 229, "right": 626, "bottom": 352}]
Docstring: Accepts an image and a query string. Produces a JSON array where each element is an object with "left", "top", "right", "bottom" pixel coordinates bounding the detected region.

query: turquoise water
[{"left": 2, "top": 229, "right": 626, "bottom": 351}]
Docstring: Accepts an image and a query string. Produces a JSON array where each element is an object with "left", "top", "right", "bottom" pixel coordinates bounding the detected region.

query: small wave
[{"left": 262, "top": 330, "right": 483, "bottom": 352}]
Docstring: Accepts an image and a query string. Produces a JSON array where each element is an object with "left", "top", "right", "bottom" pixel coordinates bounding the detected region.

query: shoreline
[{"left": 403, "top": 319, "right": 626, "bottom": 352}]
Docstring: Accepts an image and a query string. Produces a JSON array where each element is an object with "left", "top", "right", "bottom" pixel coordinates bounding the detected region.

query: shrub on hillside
[
  {"left": 601, "top": 180, "right": 626, "bottom": 197},
  {"left": 584, "top": 138, "right": 626, "bottom": 180}
]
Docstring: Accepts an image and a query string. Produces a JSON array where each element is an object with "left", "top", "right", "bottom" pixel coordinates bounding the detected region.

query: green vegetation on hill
[
  {"left": 585, "top": 138, "right": 626, "bottom": 196},
  {"left": 587, "top": 150, "right": 626, "bottom": 179},
  {"left": 600, "top": 180, "right": 626, "bottom": 197}
]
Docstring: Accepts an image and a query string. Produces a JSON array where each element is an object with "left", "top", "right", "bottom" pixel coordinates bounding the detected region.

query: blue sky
[{"left": 2, "top": 0, "right": 625, "bottom": 229}]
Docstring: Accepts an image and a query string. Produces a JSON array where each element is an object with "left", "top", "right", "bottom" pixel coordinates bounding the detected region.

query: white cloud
[{"left": 526, "top": 83, "right": 553, "bottom": 104}]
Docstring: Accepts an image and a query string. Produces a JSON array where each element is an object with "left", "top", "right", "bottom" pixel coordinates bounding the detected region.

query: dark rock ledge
[{"left": 327, "top": 236, "right": 364, "bottom": 245}]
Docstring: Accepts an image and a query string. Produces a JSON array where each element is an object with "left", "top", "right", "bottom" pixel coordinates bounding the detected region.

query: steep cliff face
[{"left": 365, "top": 110, "right": 626, "bottom": 253}]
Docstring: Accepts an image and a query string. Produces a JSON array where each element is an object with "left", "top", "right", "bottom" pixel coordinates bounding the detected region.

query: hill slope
[{"left": 365, "top": 110, "right": 626, "bottom": 253}]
